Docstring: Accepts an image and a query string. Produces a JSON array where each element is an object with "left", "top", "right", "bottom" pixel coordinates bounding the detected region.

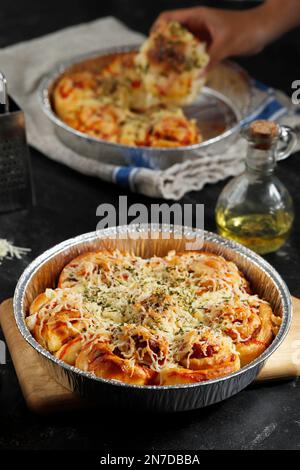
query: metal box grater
[{"left": 0, "top": 72, "right": 34, "bottom": 213}]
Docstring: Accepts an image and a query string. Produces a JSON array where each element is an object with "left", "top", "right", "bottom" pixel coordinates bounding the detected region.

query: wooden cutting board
[{"left": 0, "top": 298, "right": 299, "bottom": 414}]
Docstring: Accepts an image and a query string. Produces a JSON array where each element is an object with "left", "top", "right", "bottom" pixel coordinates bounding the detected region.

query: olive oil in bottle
[
  {"left": 216, "top": 210, "right": 294, "bottom": 254},
  {"left": 215, "top": 120, "right": 295, "bottom": 255}
]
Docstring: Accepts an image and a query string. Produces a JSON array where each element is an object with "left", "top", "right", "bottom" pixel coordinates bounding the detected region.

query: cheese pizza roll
[
  {"left": 75, "top": 339, "right": 157, "bottom": 385},
  {"left": 65, "top": 100, "right": 129, "bottom": 142},
  {"left": 208, "top": 299, "right": 275, "bottom": 366},
  {"left": 100, "top": 53, "right": 149, "bottom": 110},
  {"left": 167, "top": 251, "right": 249, "bottom": 293},
  {"left": 55, "top": 329, "right": 111, "bottom": 365},
  {"left": 58, "top": 250, "right": 137, "bottom": 288},
  {"left": 58, "top": 251, "right": 110, "bottom": 288},
  {"left": 29, "top": 288, "right": 84, "bottom": 315},
  {"left": 234, "top": 303, "right": 275, "bottom": 366},
  {"left": 111, "top": 324, "right": 169, "bottom": 370},
  {"left": 158, "top": 327, "right": 240, "bottom": 384},
  {"left": 173, "top": 327, "right": 238, "bottom": 369},
  {"left": 160, "top": 327, "right": 240, "bottom": 385},
  {"left": 27, "top": 308, "right": 87, "bottom": 353},
  {"left": 135, "top": 21, "right": 209, "bottom": 105},
  {"left": 119, "top": 106, "right": 201, "bottom": 147},
  {"left": 147, "top": 107, "right": 200, "bottom": 147},
  {"left": 53, "top": 71, "right": 97, "bottom": 119},
  {"left": 27, "top": 289, "right": 90, "bottom": 352},
  {"left": 119, "top": 114, "right": 150, "bottom": 146}
]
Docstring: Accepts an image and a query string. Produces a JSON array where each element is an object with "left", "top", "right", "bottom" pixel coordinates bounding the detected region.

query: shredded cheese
[{"left": 0, "top": 239, "right": 30, "bottom": 264}]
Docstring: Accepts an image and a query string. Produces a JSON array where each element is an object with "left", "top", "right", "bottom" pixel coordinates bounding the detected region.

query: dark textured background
[{"left": 0, "top": 0, "right": 299, "bottom": 451}]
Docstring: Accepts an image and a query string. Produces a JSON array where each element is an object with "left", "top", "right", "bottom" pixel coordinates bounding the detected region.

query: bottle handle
[{"left": 276, "top": 125, "right": 297, "bottom": 161}]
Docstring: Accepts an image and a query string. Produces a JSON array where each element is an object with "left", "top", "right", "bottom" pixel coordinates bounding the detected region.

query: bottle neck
[{"left": 246, "top": 142, "right": 277, "bottom": 174}]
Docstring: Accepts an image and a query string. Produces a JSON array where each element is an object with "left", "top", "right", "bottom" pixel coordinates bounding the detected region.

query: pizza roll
[
  {"left": 27, "top": 290, "right": 88, "bottom": 353},
  {"left": 146, "top": 107, "right": 200, "bottom": 147},
  {"left": 100, "top": 53, "right": 149, "bottom": 111},
  {"left": 135, "top": 21, "right": 209, "bottom": 105},
  {"left": 75, "top": 339, "right": 156, "bottom": 385},
  {"left": 53, "top": 71, "right": 97, "bottom": 119},
  {"left": 209, "top": 300, "right": 275, "bottom": 366},
  {"left": 64, "top": 100, "right": 130, "bottom": 142},
  {"left": 27, "top": 308, "right": 86, "bottom": 353},
  {"left": 159, "top": 328, "right": 240, "bottom": 385},
  {"left": 58, "top": 250, "right": 129, "bottom": 288},
  {"left": 167, "top": 251, "right": 249, "bottom": 293},
  {"left": 111, "top": 324, "right": 169, "bottom": 370},
  {"left": 234, "top": 303, "right": 275, "bottom": 366}
]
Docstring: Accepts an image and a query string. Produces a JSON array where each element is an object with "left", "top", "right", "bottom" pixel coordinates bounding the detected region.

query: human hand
[{"left": 152, "top": 6, "right": 269, "bottom": 70}]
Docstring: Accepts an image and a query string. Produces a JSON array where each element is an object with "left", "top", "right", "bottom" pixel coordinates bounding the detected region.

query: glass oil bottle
[{"left": 215, "top": 120, "right": 296, "bottom": 254}]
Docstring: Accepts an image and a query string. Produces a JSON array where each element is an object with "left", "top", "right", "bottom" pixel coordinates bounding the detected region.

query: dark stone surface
[{"left": 0, "top": 0, "right": 299, "bottom": 451}]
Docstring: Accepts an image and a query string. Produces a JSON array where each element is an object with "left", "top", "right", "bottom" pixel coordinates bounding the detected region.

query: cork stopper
[
  {"left": 248, "top": 120, "right": 279, "bottom": 150},
  {"left": 250, "top": 120, "right": 279, "bottom": 139}
]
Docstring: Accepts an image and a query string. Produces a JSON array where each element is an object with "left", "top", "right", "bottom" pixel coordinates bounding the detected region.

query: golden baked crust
[
  {"left": 75, "top": 339, "right": 157, "bottom": 385},
  {"left": 52, "top": 22, "right": 206, "bottom": 148},
  {"left": 27, "top": 250, "right": 279, "bottom": 386}
]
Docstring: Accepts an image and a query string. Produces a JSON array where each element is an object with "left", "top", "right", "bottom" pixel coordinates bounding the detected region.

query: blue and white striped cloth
[{"left": 241, "top": 80, "right": 299, "bottom": 124}]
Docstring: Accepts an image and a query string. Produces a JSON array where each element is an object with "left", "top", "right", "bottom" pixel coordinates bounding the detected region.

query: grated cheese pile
[{"left": 0, "top": 239, "right": 30, "bottom": 264}]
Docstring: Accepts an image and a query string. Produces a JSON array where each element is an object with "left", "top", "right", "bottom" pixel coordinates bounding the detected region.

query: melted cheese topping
[
  {"left": 135, "top": 21, "right": 209, "bottom": 105},
  {"left": 27, "top": 250, "right": 278, "bottom": 385}
]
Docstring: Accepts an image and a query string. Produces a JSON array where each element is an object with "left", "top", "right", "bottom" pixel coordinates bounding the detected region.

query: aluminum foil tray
[{"left": 14, "top": 225, "right": 291, "bottom": 412}]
